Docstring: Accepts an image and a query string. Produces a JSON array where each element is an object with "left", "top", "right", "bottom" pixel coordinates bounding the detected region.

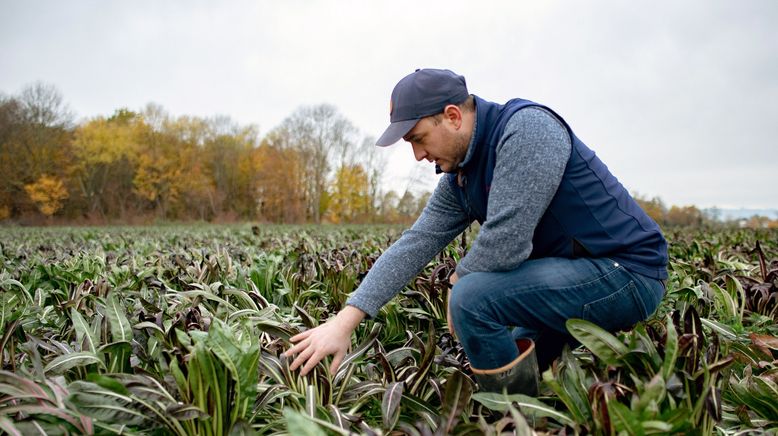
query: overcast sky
[{"left": 1, "top": 0, "right": 776, "bottom": 209}]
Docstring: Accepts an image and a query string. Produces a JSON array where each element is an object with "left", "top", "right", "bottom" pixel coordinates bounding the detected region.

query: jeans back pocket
[{"left": 581, "top": 280, "right": 648, "bottom": 332}]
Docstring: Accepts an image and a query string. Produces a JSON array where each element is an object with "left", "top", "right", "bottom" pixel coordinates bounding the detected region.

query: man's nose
[{"left": 412, "top": 143, "right": 426, "bottom": 161}]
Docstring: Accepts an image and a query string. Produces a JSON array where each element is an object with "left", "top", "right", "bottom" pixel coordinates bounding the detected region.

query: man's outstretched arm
[{"left": 285, "top": 176, "right": 470, "bottom": 375}]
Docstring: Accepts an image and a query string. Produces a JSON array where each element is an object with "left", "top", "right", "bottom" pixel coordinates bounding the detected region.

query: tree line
[
  {"left": 3, "top": 82, "right": 772, "bottom": 229},
  {"left": 633, "top": 195, "right": 777, "bottom": 229},
  {"left": 0, "top": 82, "right": 430, "bottom": 225}
]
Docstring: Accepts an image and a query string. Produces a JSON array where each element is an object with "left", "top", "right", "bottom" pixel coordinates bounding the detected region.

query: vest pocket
[{"left": 581, "top": 280, "right": 648, "bottom": 332}]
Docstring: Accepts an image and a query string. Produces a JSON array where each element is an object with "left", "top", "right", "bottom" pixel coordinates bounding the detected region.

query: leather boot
[{"left": 470, "top": 338, "right": 540, "bottom": 396}]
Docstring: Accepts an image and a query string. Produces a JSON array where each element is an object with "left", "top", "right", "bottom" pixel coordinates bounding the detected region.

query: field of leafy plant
[{"left": 0, "top": 224, "right": 776, "bottom": 435}]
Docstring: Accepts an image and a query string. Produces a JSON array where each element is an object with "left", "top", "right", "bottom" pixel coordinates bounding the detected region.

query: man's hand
[
  {"left": 447, "top": 271, "right": 459, "bottom": 336},
  {"left": 284, "top": 305, "right": 365, "bottom": 376}
]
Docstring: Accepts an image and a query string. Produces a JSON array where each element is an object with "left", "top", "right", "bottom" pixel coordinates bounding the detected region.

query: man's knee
[{"left": 449, "top": 273, "right": 487, "bottom": 326}]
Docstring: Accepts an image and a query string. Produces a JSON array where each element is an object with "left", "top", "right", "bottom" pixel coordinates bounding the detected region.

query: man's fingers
[
  {"left": 330, "top": 349, "right": 346, "bottom": 374},
  {"left": 300, "top": 350, "right": 324, "bottom": 376},
  {"left": 284, "top": 337, "right": 309, "bottom": 358},
  {"left": 290, "top": 344, "right": 315, "bottom": 371},
  {"left": 289, "top": 329, "right": 312, "bottom": 343}
]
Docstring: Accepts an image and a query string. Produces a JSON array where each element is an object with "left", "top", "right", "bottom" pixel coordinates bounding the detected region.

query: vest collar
[{"left": 457, "top": 97, "right": 480, "bottom": 171}]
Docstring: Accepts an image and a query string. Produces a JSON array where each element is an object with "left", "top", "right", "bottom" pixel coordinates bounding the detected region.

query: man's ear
[{"left": 442, "top": 104, "right": 463, "bottom": 129}]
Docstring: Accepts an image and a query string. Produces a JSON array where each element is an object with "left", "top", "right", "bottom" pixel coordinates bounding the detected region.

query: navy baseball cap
[{"left": 376, "top": 68, "right": 469, "bottom": 147}]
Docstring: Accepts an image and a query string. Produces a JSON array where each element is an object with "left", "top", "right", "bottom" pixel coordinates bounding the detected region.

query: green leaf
[
  {"left": 44, "top": 351, "right": 103, "bottom": 375},
  {"left": 566, "top": 318, "right": 628, "bottom": 365},
  {"left": 70, "top": 309, "right": 98, "bottom": 353},
  {"left": 0, "top": 404, "right": 88, "bottom": 432},
  {"left": 305, "top": 384, "right": 317, "bottom": 418},
  {"left": 607, "top": 400, "right": 643, "bottom": 435},
  {"left": 86, "top": 373, "right": 130, "bottom": 396},
  {"left": 706, "top": 281, "right": 737, "bottom": 320},
  {"left": 642, "top": 420, "right": 673, "bottom": 433},
  {"left": 166, "top": 403, "right": 205, "bottom": 420},
  {"left": 176, "top": 290, "right": 237, "bottom": 312},
  {"left": 0, "top": 370, "right": 51, "bottom": 400},
  {"left": 472, "top": 392, "right": 574, "bottom": 426},
  {"left": 725, "top": 274, "right": 747, "bottom": 322},
  {"left": 168, "top": 357, "right": 188, "bottom": 397},
  {"left": 99, "top": 341, "right": 132, "bottom": 373},
  {"left": 439, "top": 370, "right": 473, "bottom": 434},
  {"left": 699, "top": 318, "right": 737, "bottom": 340},
  {"left": 327, "top": 404, "right": 349, "bottom": 431},
  {"left": 283, "top": 408, "right": 328, "bottom": 436},
  {"left": 106, "top": 293, "right": 133, "bottom": 343},
  {"left": 508, "top": 402, "right": 534, "bottom": 436},
  {"left": 662, "top": 315, "right": 679, "bottom": 381},
  {"left": 634, "top": 373, "right": 666, "bottom": 413},
  {"left": 746, "top": 377, "right": 778, "bottom": 420},
  {"left": 0, "top": 415, "right": 21, "bottom": 436},
  {"left": 294, "top": 303, "right": 318, "bottom": 329},
  {"left": 335, "top": 322, "right": 382, "bottom": 381},
  {"left": 203, "top": 319, "right": 260, "bottom": 421},
  {"left": 408, "top": 323, "right": 436, "bottom": 395},
  {"left": 132, "top": 321, "right": 165, "bottom": 335},
  {"left": 68, "top": 388, "right": 146, "bottom": 425},
  {"left": 381, "top": 381, "right": 403, "bottom": 430},
  {"left": 0, "top": 275, "right": 33, "bottom": 304}
]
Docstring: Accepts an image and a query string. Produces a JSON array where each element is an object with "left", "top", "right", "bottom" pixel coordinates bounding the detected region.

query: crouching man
[{"left": 285, "top": 68, "right": 667, "bottom": 395}]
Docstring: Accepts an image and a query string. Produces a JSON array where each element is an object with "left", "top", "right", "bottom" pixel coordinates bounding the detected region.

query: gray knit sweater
[{"left": 346, "top": 105, "right": 572, "bottom": 318}]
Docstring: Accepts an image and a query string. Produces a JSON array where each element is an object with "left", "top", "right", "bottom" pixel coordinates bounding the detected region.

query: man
[{"left": 285, "top": 68, "right": 668, "bottom": 395}]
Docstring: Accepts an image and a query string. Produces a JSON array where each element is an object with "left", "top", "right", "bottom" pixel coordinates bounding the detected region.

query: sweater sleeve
[
  {"left": 455, "top": 107, "right": 571, "bottom": 277},
  {"left": 345, "top": 176, "right": 471, "bottom": 318}
]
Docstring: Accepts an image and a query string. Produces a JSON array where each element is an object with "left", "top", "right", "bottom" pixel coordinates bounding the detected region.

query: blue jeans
[{"left": 448, "top": 257, "right": 665, "bottom": 370}]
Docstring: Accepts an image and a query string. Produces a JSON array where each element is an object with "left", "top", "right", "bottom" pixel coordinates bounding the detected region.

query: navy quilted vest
[{"left": 449, "top": 96, "right": 668, "bottom": 279}]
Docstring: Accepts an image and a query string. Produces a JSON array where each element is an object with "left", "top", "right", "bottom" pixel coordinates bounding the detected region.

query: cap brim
[{"left": 375, "top": 119, "right": 418, "bottom": 147}]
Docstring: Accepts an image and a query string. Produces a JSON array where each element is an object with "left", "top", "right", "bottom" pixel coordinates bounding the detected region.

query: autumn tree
[
  {"left": 272, "top": 104, "right": 357, "bottom": 223},
  {"left": 743, "top": 215, "right": 777, "bottom": 229},
  {"left": 24, "top": 174, "right": 69, "bottom": 218},
  {"left": 633, "top": 192, "right": 666, "bottom": 224},
  {"left": 132, "top": 107, "right": 182, "bottom": 218},
  {"left": 199, "top": 116, "right": 259, "bottom": 219},
  {"left": 254, "top": 130, "right": 307, "bottom": 223},
  {"left": 351, "top": 136, "right": 385, "bottom": 222},
  {"left": 0, "top": 83, "right": 73, "bottom": 218},
  {"left": 666, "top": 205, "right": 706, "bottom": 227},
  {"left": 378, "top": 190, "right": 401, "bottom": 223},
  {"left": 326, "top": 164, "right": 370, "bottom": 223},
  {"left": 71, "top": 109, "right": 146, "bottom": 219},
  {"left": 132, "top": 105, "right": 210, "bottom": 219}
]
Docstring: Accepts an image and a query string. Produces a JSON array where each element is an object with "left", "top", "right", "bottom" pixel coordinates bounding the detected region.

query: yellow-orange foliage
[
  {"left": 24, "top": 175, "right": 69, "bottom": 217},
  {"left": 327, "top": 164, "right": 370, "bottom": 223}
]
